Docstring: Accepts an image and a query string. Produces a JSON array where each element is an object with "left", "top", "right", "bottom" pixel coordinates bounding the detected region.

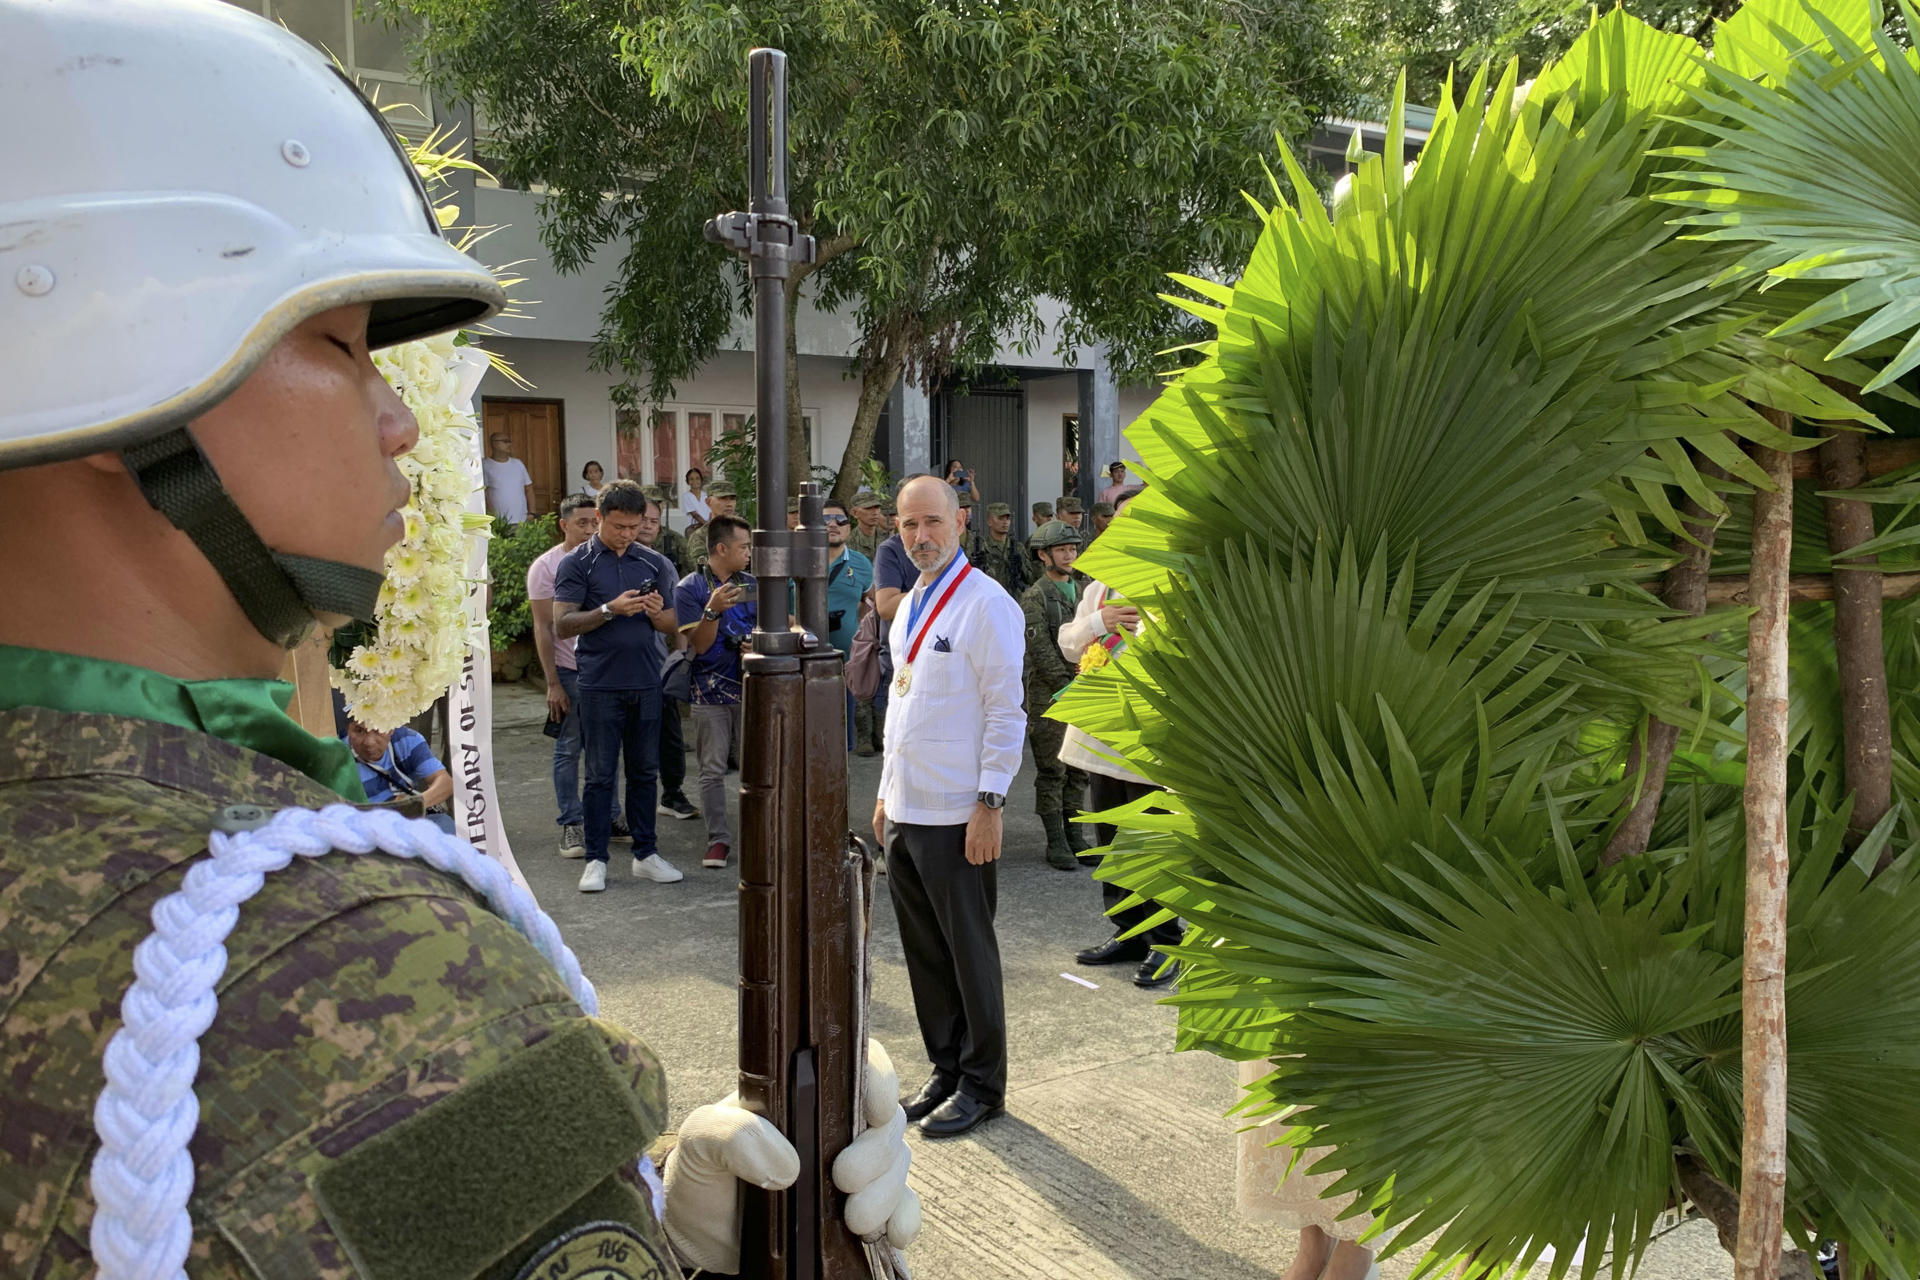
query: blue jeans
[
  {"left": 579, "top": 683, "right": 660, "bottom": 863},
  {"left": 554, "top": 668, "right": 619, "bottom": 828}
]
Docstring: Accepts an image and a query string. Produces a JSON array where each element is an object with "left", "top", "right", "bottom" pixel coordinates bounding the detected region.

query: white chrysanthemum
[{"left": 332, "top": 338, "right": 490, "bottom": 731}]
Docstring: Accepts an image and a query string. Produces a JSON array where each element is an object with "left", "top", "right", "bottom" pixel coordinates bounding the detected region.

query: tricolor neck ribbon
[{"left": 904, "top": 550, "right": 971, "bottom": 665}]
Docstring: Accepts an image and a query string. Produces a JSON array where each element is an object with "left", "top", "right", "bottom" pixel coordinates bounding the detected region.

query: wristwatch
[
  {"left": 976, "top": 792, "right": 1005, "bottom": 810},
  {"left": 599, "top": 602, "right": 613, "bottom": 621},
  {"left": 702, "top": 607, "right": 722, "bottom": 621}
]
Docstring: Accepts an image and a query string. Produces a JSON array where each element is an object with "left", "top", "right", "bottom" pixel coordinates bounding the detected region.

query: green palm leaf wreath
[{"left": 1055, "top": 0, "right": 1920, "bottom": 1274}]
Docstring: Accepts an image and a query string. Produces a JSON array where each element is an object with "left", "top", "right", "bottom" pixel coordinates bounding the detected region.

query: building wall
[{"left": 476, "top": 338, "right": 868, "bottom": 531}]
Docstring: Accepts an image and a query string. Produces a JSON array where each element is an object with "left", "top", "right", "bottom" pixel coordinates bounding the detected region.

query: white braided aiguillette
[{"left": 88, "top": 805, "right": 598, "bottom": 1280}]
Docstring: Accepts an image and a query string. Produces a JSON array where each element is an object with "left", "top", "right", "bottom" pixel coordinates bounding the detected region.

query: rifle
[{"left": 704, "top": 49, "right": 898, "bottom": 1280}]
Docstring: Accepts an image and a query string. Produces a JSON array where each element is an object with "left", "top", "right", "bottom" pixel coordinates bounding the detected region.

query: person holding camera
[
  {"left": 944, "top": 457, "right": 981, "bottom": 506},
  {"left": 554, "top": 480, "right": 686, "bottom": 892},
  {"left": 674, "top": 513, "right": 758, "bottom": 870}
]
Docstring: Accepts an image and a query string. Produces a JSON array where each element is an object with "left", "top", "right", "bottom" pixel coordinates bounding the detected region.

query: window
[{"left": 218, "top": 0, "right": 431, "bottom": 134}]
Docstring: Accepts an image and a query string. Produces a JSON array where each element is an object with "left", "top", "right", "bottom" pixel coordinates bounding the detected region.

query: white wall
[
  {"left": 471, "top": 186, "right": 1088, "bottom": 369},
  {"left": 474, "top": 337, "right": 870, "bottom": 531}
]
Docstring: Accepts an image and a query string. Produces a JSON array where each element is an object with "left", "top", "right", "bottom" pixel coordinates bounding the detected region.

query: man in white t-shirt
[{"left": 483, "top": 432, "right": 534, "bottom": 524}]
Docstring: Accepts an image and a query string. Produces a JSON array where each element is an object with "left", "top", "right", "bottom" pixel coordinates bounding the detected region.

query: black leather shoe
[
  {"left": 1134, "top": 951, "right": 1180, "bottom": 989},
  {"left": 901, "top": 1076, "right": 955, "bottom": 1122},
  {"left": 1075, "top": 933, "right": 1148, "bottom": 966},
  {"left": 917, "top": 1091, "right": 1003, "bottom": 1139}
]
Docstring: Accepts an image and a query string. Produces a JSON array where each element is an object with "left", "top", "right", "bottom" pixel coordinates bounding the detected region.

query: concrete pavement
[{"left": 487, "top": 681, "right": 1734, "bottom": 1280}]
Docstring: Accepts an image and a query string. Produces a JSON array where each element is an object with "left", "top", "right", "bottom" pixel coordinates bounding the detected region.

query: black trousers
[
  {"left": 885, "top": 820, "right": 1006, "bottom": 1107},
  {"left": 1086, "top": 772, "right": 1184, "bottom": 947},
  {"left": 658, "top": 699, "right": 686, "bottom": 799}
]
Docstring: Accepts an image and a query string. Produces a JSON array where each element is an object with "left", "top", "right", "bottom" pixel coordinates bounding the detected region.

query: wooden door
[
  {"left": 481, "top": 398, "right": 565, "bottom": 516},
  {"left": 687, "top": 411, "right": 713, "bottom": 482},
  {"left": 615, "top": 408, "right": 645, "bottom": 482},
  {"left": 650, "top": 410, "right": 677, "bottom": 485}
]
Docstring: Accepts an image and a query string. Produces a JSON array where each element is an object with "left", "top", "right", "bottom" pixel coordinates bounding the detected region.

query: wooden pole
[
  {"left": 1736, "top": 435, "right": 1793, "bottom": 1280},
  {"left": 1604, "top": 459, "right": 1724, "bottom": 866},
  {"left": 1701, "top": 571, "right": 1920, "bottom": 606},
  {"left": 1817, "top": 430, "right": 1894, "bottom": 854},
  {"left": 277, "top": 632, "right": 337, "bottom": 738}
]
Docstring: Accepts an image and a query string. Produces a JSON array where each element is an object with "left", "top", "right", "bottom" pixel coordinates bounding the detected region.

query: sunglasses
[{"left": 825, "top": 514, "right": 850, "bottom": 525}]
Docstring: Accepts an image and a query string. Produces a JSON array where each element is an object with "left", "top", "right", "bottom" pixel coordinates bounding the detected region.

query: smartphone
[
  {"left": 736, "top": 580, "right": 758, "bottom": 602},
  {"left": 542, "top": 715, "right": 565, "bottom": 739}
]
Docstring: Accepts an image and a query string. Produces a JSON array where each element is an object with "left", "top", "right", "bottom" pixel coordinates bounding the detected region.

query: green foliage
[
  {"left": 374, "top": 0, "right": 1353, "bottom": 496},
  {"left": 701, "top": 414, "right": 835, "bottom": 524},
  {"left": 858, "top": 456, "right": 896, "bottom": 501},
  {"left": 1058, "top": 0, "right": 1920, "bottom": 1273},
  {"left": 486, "top": 514, "right": 558, "bottom": 651}
]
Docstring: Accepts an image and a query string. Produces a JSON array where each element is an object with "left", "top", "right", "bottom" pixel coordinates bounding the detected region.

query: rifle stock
[{"left": 708, "top": 48, "right": 898, "bottom": 1280}]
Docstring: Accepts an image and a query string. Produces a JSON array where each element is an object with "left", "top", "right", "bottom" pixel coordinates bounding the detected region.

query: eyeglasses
[{"left": 825, "top": 514, "right": 850, "bottom": 525}]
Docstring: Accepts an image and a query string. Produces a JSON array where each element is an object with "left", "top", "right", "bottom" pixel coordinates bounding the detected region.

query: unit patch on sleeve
[{"left": 513, "top": 1222, "right": 672, "bottom": 1280}]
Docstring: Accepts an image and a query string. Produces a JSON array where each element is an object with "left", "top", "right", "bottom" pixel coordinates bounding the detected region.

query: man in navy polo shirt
[
  {"left": 673, "top": 513, "right": 756, "bottom": 871},
  {"left": 553, "top": 479, "right": 686, "bottom": 892}
]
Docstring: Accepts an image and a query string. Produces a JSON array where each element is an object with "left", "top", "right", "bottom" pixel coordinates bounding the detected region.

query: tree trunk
[
  {"left": 1603, "top": 458, "right": 1726, "bottom": 866},
  {"left": 1679, "top": 1153, "right": 1819, "bottom": 1280},
  {"left": 1737, "top": 435, "right": 1794, "bottom": 1280},
  {"left": 830, "top": 316, "right": 910, "bottom": 508},
  {"left": 1817, "top": 429, "right": 1893, "bottom": 857}
]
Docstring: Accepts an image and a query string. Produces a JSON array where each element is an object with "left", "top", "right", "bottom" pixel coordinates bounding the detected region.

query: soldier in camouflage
[
  {"left": 642, "top": 485, "right": 693, "bottom": 575},
  {"left": 1018, "top": 522, "right": 1093, "bottom": 871},
  {"left": 0, "top": 5, "right": 918, "bottom": 1278},
  {"left": 954, "top": 489, "right": 986, "bottom": 566},
  {"left": 848, "top": 490, "right": 887, "bottom": 561},
  {"left": 684, "top": 480, "right": 738, "bottom": 566},
  {"left": 975, "top": 501, "right": 1028, "bottom": 597}
]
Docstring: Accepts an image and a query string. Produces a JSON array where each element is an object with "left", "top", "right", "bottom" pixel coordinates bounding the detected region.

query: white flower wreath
[{"left": 329, "top": 331, "right": 493, "bottom": 730}]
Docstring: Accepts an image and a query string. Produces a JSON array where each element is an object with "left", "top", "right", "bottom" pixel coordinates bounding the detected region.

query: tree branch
[{"left": 1602, "top": 457, "right": 1725, "bottom": 867}]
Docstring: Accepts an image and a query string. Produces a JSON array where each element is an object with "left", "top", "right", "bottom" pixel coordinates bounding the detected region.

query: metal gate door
[{"left": 937, "top": 385, "right": 1025, "bottom": 524}]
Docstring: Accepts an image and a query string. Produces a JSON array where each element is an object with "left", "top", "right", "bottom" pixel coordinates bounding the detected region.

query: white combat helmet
[{"left": 0, "top": 0, "right": 506, "bottom": 644}]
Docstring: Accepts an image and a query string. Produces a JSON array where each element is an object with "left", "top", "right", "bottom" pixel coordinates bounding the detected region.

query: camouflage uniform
[
  {"left": 654, "top": 524, "right": 692, "bottom": 576},
  {"left": 1019, "top": 523, "right": 1091, "bottom": 870},
  {"left": 847, "top": 494, "right": 886, "bottom": 562},
  {"left": 685, "top": 482, "right": 736, "bottom": 566},
  {"left": 0, "top": 704, "right": 676, "bottom": 1279},
  {"left": 643, "top": 486, "right": 692, "bottom": 575},
  {"left": 974, "top": 503, "right": 1027, "bottom": 597}
]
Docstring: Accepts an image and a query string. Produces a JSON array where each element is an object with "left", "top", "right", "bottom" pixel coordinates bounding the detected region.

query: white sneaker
[
  {"left": 578, "top": 861, "right": 607, "bottom": 892},
  {"left": 632, "top": 853, "right": 684, "bottom": 883}
]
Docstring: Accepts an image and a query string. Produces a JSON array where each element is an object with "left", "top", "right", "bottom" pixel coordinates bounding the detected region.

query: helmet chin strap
[{"left": 121, "top": 428, "right": 386, "bottom": 649}]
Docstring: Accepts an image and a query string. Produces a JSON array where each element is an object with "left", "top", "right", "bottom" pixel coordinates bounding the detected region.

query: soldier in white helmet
[{"left": 0, "top": 3, "right": 917, "bottom": 1278}]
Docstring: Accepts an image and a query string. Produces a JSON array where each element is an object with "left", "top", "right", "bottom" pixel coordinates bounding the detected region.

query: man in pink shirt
[
  {"left": 1096, "top": 460, "right": 1132, "bottom": 506},
  {"left": 528, "top": 493, "right": 620, "bottom": 855}
]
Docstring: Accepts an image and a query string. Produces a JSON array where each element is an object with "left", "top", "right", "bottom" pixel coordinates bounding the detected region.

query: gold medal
[{"left": 894, "top": 663, "right": 912, "bottom": 696}]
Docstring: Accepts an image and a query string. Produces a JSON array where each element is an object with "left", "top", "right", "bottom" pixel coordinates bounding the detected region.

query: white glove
[
  {"left": 662, "top": 1040, "right": 921, "bottom": 1272},
  {"left": 663, "top": 1094, "right": 800, "bottom": 1273},
  {"left": 832, "top": 1040, "right": 922, "bottom": 1251}
]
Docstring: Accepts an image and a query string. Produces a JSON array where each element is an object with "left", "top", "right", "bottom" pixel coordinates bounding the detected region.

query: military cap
[
  {"left": 850, "top": 491, "right": 882, "bottom": 509},
  {"left": 1058, "top": 495, "right": 1084, "bottom": 513},
  {"left": 986, "top": 502, "right": 1010, "bottom": 517},
  {"left": 642, "top": 484, "right": 668, "bottom": 503},
  {"left": 881, "top": 498, "right": 897, "bottom": 515},
  {"left": 957, "top": 490, "right": 974, "bottom": 508},
  {"left": 1031, "top": 500, "right": 1054, "bottom": 519},
  {"left": 709, "top": 480, "right": 737, "bottom": 499},
  {"left": 787, "top": 496, "right": 802, "bottom": 513},
  {"left": 1092, "top": 500, "right": 1115, "bottom": 517},
  {"left": 1029, "top": 519, "right": 1083, "bottom": 555}
]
